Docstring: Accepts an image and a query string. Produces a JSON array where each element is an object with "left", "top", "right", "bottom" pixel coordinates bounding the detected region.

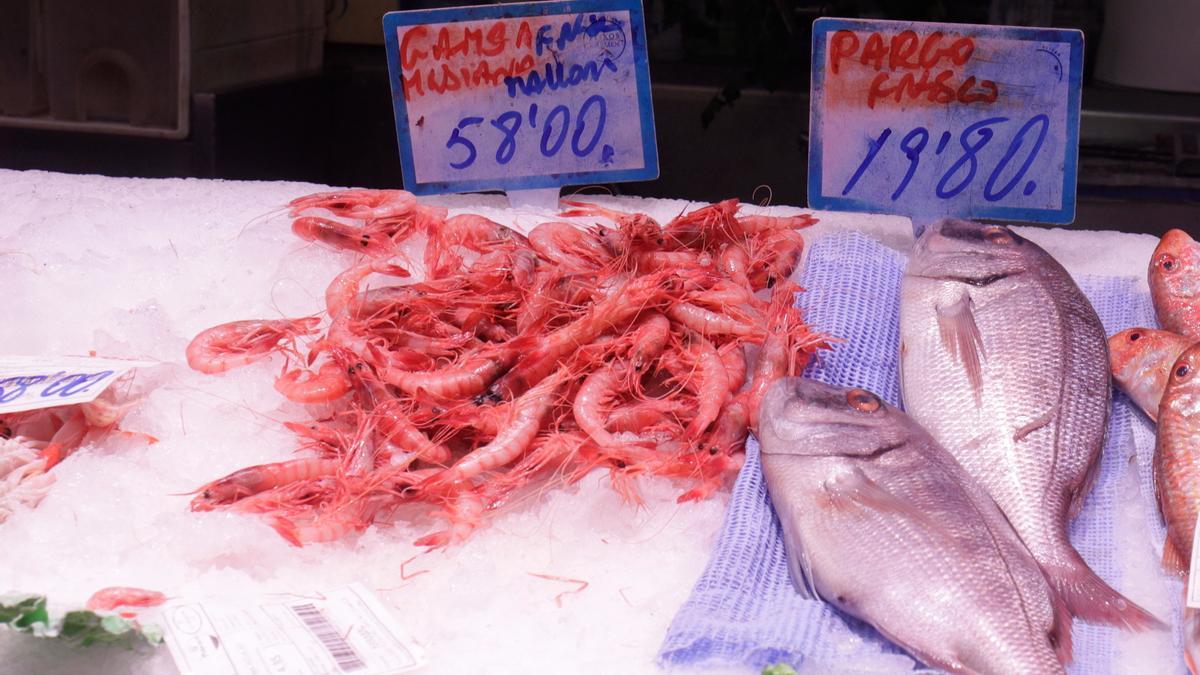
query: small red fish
[
  {"left": 1155, "top": 343, "right": 1200, "bottom": 672},
  {"left": 1149, "top": 229, "right": 1200, "bottom": 340},
  {"left": 1108, "top": 327, "right": 1194, "bottom": 421}
]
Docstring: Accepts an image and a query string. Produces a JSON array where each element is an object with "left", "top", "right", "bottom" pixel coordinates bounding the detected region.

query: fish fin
[
  {"left": 777, "top": 503, "right": 821, "bottom": 601},
  {"left": 1045, "top": 558, "right": 1166, "bottom": 631},
  {"left": 1013, "top": 406, "right": 1057, "bottom": 443},
  {"left": 1154, "top": 453, "right": 1171, "bottom": 529},
  {"left": 1163, "top": 537, "right": 1188, "bottom": 576},
  {"left": 1048, "top": 584, "right": 1074, "bottom": 666},
  {"left": 935, "top": 293, "right": 986, "bottom": 403},
  {"left": 823, "top": 467, "right": 940, "bottom": 533},
  {"left": 1067, "top": 445, "right": 1102, "bottom": 520},
  {"left": 1185, "top": 607, "right": 1200, "bottom": 675}
]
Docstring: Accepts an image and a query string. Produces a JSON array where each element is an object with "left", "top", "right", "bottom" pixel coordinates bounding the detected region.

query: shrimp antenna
[{"left": 752, "top": 184, "right": 774, "bottom": 206}]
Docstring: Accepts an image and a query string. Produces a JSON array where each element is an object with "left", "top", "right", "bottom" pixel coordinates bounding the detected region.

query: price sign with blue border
[
  {"left": 808, "top": 18, "right": 1083, "bottom": 224},
  {"left": 383, "top": 0, "right": 658, "bottom": 196}
]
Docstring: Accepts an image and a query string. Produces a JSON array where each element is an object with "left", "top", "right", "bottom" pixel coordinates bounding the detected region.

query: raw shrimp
[
  {"left": 605, "top": 399, "right": 686, "bottom": 434},
  {"left": 271, "top": 494, "right": 386, "bottom": 547},
  {"left": 718, "top": 244, "right": 752, "bottom": 288},
  {"left": 275, "top": 361, "right": 352, "bottom": 404},
  {"left": 414, "top": 488, "right": 485, "bottom": 548},
  {"left": 527, "top": 221, "right": 613, "bottom": 271},
  {"left": 670, "top": 335, "right": 731, "bottom": 439},
  {"left": 191, "top": 191, "right": 827, "bottom": 546},
  {"left": 573, "top": 361, "right": 649, "bottom": 450},
  {"left": 80, "top": 389, "right": 137, "bottom": 428},
  {"left": 428, "top": 367, "right": 570, "bottom": 486},
  {"left": 629, "top": 312, "right": 671, "bottom": 374},
  {"left": 559, "top": 201, "right": 662, "bottom": 232},
  {"left": 288, "top": 189, "right": 417, "bottom": 221},
  {"left": 719, "top": 343, "right": 748, "bottom": 392},
  {"left": 291, "top": 216, "right": 400, "bottom": 257},
  {"left": 747, "top": 228, "right": 805, "bottom": 288},
  {"left": 39, "top": 409, "right": 88, "bottom": 470},
  {"left": 86, "top": 587, "right": 167, "bottom": 613},
  {"left": 426, "top": 214, "right": 527, "bottom": 277},
  {"left": 734, "top": 212, "right": 817, "bottom": 235},
  {"left": 190, "top": 457, "right": 342, "bottom": 511},
  {"left": 326, "top": 259, "right": 410, "bottom": 319},
  {"left": 666, "top": 302, "right": 760, "bottom": 338},
  {"left": 383, "top": 342, "right": 523, "bottom": 400},
  {"left": 186, "top": 318, "right": 320, "bottom": 374},
  {"left": 488, "top": 271, "right": 673, "bottom": 400},
  {"left": 350, "top": 366, "right": 451, "bottom": 464},
  {"left": 662, "top": 199, "right": 741, "bottom": 245}
]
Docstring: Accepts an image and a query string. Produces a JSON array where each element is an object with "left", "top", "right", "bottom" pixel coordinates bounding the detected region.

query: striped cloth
[{"left": 658, "top": 231, "right": 1182, "bottom": 674}]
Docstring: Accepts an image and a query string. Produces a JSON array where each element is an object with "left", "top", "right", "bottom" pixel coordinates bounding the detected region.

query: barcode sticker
[
  {"left": 155, "top": 583, "right": 425, "bottom": 675},
  {"left": 290, "top": 603, "right": 366, "bottom": 672}
]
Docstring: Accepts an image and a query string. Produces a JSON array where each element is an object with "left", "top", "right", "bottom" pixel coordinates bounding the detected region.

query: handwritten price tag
[
  {"left": 383, "top": 0, "right": 658, "bottom": 196},
  {"left": 808, "top": 18, "right": 1083, "bottom": 224},
  {"left": 0, "top": 356, "right": 153, "bottom": 414}
]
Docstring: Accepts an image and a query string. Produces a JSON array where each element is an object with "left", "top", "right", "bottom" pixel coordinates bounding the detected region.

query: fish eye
[
  {"left": 847, "top": 388, "right": 882, "bottom": 412},
  {"left": 1129, "top": 332, "right": 1142, "bottom": 342},
  {"left": 1177, "top": 364, "right": 1192, "bottom": 379},
  {"left": 1159, "top": 254, "right": 1178, "bottom": 272},
  {"left": 984, "top": 227, "right": 1014, "bottom": 245}
]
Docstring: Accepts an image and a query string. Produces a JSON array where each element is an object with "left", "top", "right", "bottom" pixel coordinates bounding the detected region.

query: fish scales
[
  {"left": 1155, "top": 343, "right": 1200, "bottom": 670},
  {"left": 900, "top": 219, "right": 1158, "bottom": 630},
  {"left": 759, "top": 378, "right": 1068, "bottom": 674}
]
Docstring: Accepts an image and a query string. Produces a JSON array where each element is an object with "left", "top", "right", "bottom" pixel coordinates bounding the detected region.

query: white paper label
[
  {"left": 156, "top": 583, "right": 425, "bottom": 675},
  {"left": 0, "top": 356, "right": 155, "bottom": 415}
]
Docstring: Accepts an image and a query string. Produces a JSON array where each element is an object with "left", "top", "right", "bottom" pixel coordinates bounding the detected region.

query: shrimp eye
[
  {"left": 1129, "top": 331, "right": 1142, "bottom": 342},
  {"left": 1177, "top": 364, "right": 1192, "bottom": 379},
  {"left": 847, "top": 389, "right": 882, "bottom": 412},
  {"left": 984, "top": 227, "right": 1014, "bottom": 245},
  {"left": 1159, "top": 254, "right": 1179, "bottom": 272}
]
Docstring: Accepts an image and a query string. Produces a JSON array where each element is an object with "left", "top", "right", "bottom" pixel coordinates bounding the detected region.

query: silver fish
[
  {"left": 759, "top": 377, "right": 1070, "bottom": 674},
  {"left": 899, "top": 218, "right": 1159, "bottom": 629}
]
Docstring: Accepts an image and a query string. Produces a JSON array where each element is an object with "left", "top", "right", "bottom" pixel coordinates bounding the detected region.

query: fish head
[
  {"left": 1109, "top": 328, "right": 1193, "bottom": 418},
  {"left": 907, "top": 219, "right": 1032, "bottom": 285},
  {"left": 1149, "top": 229, "right": 1200, "bottom": 300},
  {"left": 1109, "top": 328, "right": 1192, "bottom": 386},
  {"left": 1163, "top": 343, "right": 1200, "bottom": 420},
  {"left": 758, "top": 377, "right": 911, "bottom": 458}
]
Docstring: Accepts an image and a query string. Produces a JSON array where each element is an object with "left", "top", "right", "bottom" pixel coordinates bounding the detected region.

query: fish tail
[
  {"left": 1185, "top": 607, "right": 1200, "bottom": 675},
  {"left": 1049, "top": 585, "right": 1074, "bottom": 666},
  {"left": 1047, "top": 558, "right": 1165, "bottom": 631}
]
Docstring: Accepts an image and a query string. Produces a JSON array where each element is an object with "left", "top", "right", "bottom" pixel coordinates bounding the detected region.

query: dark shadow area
[{"left": 0, "top": 0, "right": 1197, "bottom": 236}]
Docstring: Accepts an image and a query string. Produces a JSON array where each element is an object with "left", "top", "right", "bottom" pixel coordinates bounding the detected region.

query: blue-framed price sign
[
  {"left": 808, "top": 18, "right": 1083, "bottom": 224},
  {"left": 382, "top": 0, "right": 659, "bottom": 196}
]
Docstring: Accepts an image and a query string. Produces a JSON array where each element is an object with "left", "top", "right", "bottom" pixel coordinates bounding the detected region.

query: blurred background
[{"left": 0, "top": 0, "right": 1197, "bottom": 234}]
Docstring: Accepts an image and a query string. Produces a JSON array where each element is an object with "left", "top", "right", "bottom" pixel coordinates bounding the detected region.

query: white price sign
[{"left": 0, "top": 356, "right": 154, "bottom": 414}]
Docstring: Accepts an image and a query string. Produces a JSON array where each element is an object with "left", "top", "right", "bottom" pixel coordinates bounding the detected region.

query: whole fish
[
  {"left": 900, "top": 218, "right": 1160, "bottom": 629},
  {"left": 759, "top": 377, "right": 1070, "bottom": 674},
  {"left": 1156, "top": 343, "right": 1200, "bottom": 672},
  {"left": 1150, "top": 229, "right": 1200, "bottom": 340},
  {"left": 1109, "top": 327, "right": 1193, "bottom": 422}
]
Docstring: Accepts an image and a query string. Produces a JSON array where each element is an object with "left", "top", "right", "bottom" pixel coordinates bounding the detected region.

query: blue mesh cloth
[{"left": 658, "top": 231, "right": 1183, "bottom": 673}]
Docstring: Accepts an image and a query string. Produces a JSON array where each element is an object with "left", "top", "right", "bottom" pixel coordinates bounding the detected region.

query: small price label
[
  {"left": 808, "top": 18, "right": 1083, "bottom": 224},
  {"left": 0, "top": 356, "right": 153, "bottom": 415},
  {"left": 156, "top": 583, "right": 425, "bottom": 675},
  {"left": 383, "top": 0, "right": 659, "bottom": 196}
]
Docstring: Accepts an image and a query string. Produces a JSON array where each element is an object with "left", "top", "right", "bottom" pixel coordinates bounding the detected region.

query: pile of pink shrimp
[
  {"left": 184, "top": 189, "right": 826, "bottom": 547},
  {"left": 0, "top": 386, "right": 149, "bottom": 522}
]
